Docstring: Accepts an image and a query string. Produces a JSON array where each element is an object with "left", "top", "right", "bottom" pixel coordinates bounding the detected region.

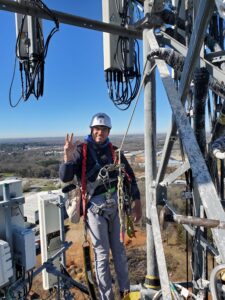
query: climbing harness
[
  {"left": 116, "top": 62, "right": 156, "bottom": 241},
  {"left": 80, "top": 136, "right": 137, "bottom": 295},
  {"left": 88, "top": 193, "right": 117, "bottom": 216},
  {"left": 111, "top": 63, "right": 157, "bottom": 242},
  {"left": 81, "top": 141, "right": 120, "bottom": 217},
  {"left": 81, "top": 142, "right": 88, "bottom": 221},
  {"left": 81, "top": 141, "right": 126, "bottom": 299},
  {"left": 81, "top": 140, "right": 135, "bottom": 242},
  {"left": 81, "top": 62, "right": 157, "bottom": 241}
]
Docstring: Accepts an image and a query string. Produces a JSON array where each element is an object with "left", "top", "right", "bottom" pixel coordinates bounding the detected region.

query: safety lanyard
[{"left": 81, "top": 143, "right": 87, "bottom": 222}]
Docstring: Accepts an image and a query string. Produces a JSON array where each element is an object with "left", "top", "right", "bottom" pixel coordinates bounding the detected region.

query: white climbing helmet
[{"left": 90, "top": 113, "right": 112, "bottom": 129}]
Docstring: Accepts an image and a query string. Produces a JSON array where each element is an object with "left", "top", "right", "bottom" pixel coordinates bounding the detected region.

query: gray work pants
[{"left": 87, "top": 192, "right": 130, "bottom": 300}]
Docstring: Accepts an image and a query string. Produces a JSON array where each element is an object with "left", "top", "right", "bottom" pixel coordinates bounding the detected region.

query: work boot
[{"left": 120, "top": 290, "right": 130, "bottom": 299}]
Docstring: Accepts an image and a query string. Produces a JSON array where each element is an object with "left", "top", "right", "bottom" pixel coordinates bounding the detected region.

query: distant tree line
[
  {"left": 0, "top": 138, "right": 149, "bottom": 179},
  {"left": 0, "top": 141, "right": 63, "bottom": 151},
  {"left": 0, "top": 146, "right": 62, "bottom": 178}
]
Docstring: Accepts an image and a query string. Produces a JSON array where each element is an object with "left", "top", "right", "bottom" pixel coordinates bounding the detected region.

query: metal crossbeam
[
  {"left": 161, "top": 161, "right": 190, "bottom": 186},
  {"left": 163, "top": 201, "right": 219, "bottom": 257},
  {"left": 161, "top": 32, "right": 225, "bottom": 85},
  {"left": 148, "top": 190, "right": 173, "bottom": 300},
  {"left": 177, "top": 0, "right": 214, "bottom": 103},
  {"left": 155, "top": 0, "right": 215, "bottom": 187},
  {"left": 0, "top": 0, "right": 142, "bottom": 39},
  {"left": 155, "top": 121, "right": 176, "bottom": 185}
]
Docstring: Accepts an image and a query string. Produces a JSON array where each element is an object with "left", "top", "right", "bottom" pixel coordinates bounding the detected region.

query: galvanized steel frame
[
  {"left": 160, "top": 32, "right": 225, "bottom": 87},
  {"left": 145, "top": 1, "right": 225, "bottom": 265}
]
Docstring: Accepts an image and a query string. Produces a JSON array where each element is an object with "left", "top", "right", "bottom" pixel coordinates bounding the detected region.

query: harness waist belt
[
  {"left": 93, "top": 183, "right": 117, "bottom": 197},
  {"left": 102, "top": 186, "right": 116, "bottom": 195},
  {"left": 86, "top": 178, "right": 117, "bottom": 197}
]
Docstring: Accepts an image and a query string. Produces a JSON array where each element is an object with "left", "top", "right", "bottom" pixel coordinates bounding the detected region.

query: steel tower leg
[
  {"left": 143, "top": 0, "right": 158, "bottom": 290},
  {"left": 143, "top": 27, "right": 159, "bottom": 290},
  {"left": 143, "top": 2, "right": 173, "bottom": 299}
]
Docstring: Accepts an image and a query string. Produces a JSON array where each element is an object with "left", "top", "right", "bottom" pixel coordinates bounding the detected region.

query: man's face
[{"left": 92, "top": 126, "right": 110, "bottom": 144}]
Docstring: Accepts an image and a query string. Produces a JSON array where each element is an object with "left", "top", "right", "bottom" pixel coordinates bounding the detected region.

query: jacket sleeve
[
  {"left": 59, "top": 162, "right": 76, "bottom": 182},
  {"left": 59, "top": 144, "right": 83, "bottom": 183},
  {"left": 121, "top": 152, "right": 140, "bottom": 201}
]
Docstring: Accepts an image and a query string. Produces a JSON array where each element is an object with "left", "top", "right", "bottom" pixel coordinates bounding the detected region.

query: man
[{"left": 59, "top": 112, "right": 142, "bottom": 300}]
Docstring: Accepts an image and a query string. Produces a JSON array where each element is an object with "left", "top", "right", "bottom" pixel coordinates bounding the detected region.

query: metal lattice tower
[{"left": 1, "top": 0, "right": 225, "bottom": 299}]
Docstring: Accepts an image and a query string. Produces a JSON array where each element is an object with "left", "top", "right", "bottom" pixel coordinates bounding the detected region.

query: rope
[
  {"left": 114, "top": 61, "right": 156, "bottom": 241},
  {"left": 116, "top": 148, "right": 126, "bottom": 242},
  {"left": 119, "top": 61, "right": 156, "bottom": 152},
  {"left": 81, "top": 143, "right": 88, "bottom": 224}
]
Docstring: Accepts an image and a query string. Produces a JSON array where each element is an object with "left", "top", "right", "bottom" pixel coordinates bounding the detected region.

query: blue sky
[{"left": 0, "top": 1, "right": 171, "bottom": 139}]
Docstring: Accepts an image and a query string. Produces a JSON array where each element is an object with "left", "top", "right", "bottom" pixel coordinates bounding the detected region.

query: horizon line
[{"left": 0, "top": 132, "right": 169, "bottom": 141}]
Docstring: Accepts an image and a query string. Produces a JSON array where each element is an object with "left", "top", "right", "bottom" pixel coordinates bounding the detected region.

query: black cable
[
  {"left": 32, "top": 0, "right": 59, "bottom": 31},
  {"left": 9, "top": 56, "right": 23, "bottom": 108},
  {"left": 108, "top": 38, "right": 141, "bottom": 110}
]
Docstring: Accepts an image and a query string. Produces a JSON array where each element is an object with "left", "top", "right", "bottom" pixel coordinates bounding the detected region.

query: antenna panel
[{"left": 102, "top": 0, "right": 123, "bottom": 70}]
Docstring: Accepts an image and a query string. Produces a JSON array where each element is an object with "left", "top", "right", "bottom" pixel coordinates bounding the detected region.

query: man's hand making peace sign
[{"left": 64, "top": 133, "right": 76, "bottom": 162}]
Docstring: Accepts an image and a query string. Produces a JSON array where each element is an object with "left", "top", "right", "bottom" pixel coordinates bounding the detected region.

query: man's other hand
[{"left": 132, "top": 200, "right": 142, "bottom": 223}]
